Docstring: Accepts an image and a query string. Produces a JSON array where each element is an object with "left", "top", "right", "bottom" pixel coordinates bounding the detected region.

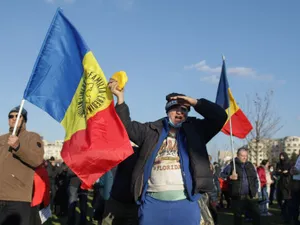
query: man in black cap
[
  {"left": 108, "top": 79, "right": 227, "bottom": 225},
  {"left": 0, "top": 106, "right": 44, "bottom": 225}
]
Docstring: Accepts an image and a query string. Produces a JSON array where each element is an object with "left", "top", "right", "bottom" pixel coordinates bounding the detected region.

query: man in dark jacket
[
  {"left": 276, "top": 152, "right": 292, "bottom": 223},
  {"left": 0, "top": 106, "right": 44, "bottom": 225},
  {"left": 108, "top": 79, "right": 227, "bottom": 225},
  {"left": 46, "top": 156, "right": 58, "bottom": 212},
  {"left": 221, "top": 147, "right": 260, "bottom": 225}
]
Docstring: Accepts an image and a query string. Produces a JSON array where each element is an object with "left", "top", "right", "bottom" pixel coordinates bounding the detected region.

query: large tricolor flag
[
  {"left": 23, "top": 8, "right": 133, "bottom": 188},
  {"left": 215, "top": 59, "right": 252, "bottom": 139}
]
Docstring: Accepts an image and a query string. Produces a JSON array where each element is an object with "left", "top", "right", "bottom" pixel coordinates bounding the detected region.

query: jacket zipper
[
  {"left": 178, "top": 134, "right": 191, "bottom": 199},
  {"left": 137, "top": 130, "right": 161, "bottom": 200}
]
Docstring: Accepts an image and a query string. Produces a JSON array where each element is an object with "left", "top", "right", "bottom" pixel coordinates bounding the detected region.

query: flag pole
[
  {"left": 228, "top": 101, "right": 236, "bottom": 173},
  {"left": 222, "top": 55, "right": 236, "bottom": 173},
  {"left": 12, "top": 99, "right": 26, "bottom": 136}
]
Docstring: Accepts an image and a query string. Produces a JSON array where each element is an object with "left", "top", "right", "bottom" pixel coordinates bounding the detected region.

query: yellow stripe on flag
[
  {"left": 61, "top": 51, "right": 113, "bottom": 141},
  {"left": 224, "top": 88, "right": 240, "bottom": 123}
]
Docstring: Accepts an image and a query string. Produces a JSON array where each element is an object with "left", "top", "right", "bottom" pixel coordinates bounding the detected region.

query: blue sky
[{"left": 0, "top": 0, "right": 299, "bottom": 161}]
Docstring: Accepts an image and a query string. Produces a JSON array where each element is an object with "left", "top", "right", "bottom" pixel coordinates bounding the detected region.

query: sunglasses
[{"left": 8, "top": 114, "right": 22, "bottom": 119}]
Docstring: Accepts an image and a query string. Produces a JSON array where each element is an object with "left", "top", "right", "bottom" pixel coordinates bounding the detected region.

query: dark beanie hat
[
  {"left": 165, "top": 92, "right": 190, "bottom": 112},
  {"left": 8, "top": 106, "right": 28, "bottom": 123},
  {"left": 261, "top": 159, "right": 269, "bottom": 166},
  {"left": 49, "top": 156, "right": 55, "bottom": 161}
]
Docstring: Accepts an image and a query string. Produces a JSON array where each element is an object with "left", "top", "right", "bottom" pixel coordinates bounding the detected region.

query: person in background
[
  {"left": 268, "top": 165, "right": 277, "bottom": 206},
  {"left": 265, "top": 162, "right": 273, "bottom": 210},
  {"left": 219, "top": 157, "right": 232, "bottom": 209},
  {"left": 276, "top": 152, "right": 292, "bottom": 223},
  {"left": 47, "top": 156, "right": 59, "bottom": 213},
  {"left": 207, "top": 156, "right": 219, "bottom": 225},
  {"left": 93, "top": 170, "right": 114, "bottom": 223},
  {"left": 213, "top": 162, "right": 221, "bottom": 200},
  {"left": 93, "top": 178, "right": 105, "bottom": 223},
  {"left": 219, "top": 176, "right": 230, "bottom": 209},
  {"left": 66, "top": 167, "right": 88, "bottom": 225},
  {"left": 207, "top": 155, "right": 219, "bottom": 225},
  {"left": 257, "top": 160, "right": 271, "bottom": 216},
  {"left": 30, "top": 161, "right": 50, "bottom": 225},
  {"left": 221, "top": 147, "right": 261, "bottom": 225},
  {"left": 55, "top": 163, "right": 68, "bottom": 216}
]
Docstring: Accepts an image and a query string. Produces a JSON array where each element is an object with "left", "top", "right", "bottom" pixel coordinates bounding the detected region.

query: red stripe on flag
[
  {"left": 222, "top": 109, "right": 252, "bottom": 139},
  {"left": 61, "top": 102, "right": 133, "bottom": 189}
]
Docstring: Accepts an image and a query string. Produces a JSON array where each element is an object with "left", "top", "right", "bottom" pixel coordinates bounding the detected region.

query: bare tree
[{"left": 246, "top": 90, "right": 283, "bottom": 165}]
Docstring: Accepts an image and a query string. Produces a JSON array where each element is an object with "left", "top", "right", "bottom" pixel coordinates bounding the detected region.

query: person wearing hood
[
  {"left": 276, "top": 152, "right": 292, "bottom": 223},
  {"left": 0, "top": 106, "right": 44, "bottom": 225},
  {"left": 109, "top": 78, "right": 227, "bottom": 225}
]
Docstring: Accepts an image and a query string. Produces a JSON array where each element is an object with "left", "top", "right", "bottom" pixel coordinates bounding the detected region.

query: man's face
[
  {"left": 8, "top": 112, "right": 23, "bottom": 129},
  {"left": 280, "top": 154, "right": 285, "bottom": 160},
  {"left": 168, "top": 105, "right": 189, "bottom": 126},
  {"left": 265, "top": 162, "right": 269, "bottom": 168},
  {"left": 237, "top": 149, "right": 248, "bottom": 163}
]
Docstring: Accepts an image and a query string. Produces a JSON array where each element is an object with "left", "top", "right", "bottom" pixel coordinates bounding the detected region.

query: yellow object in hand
[{"left": 111, "top": 71, "right": 128, "bottom": 90}]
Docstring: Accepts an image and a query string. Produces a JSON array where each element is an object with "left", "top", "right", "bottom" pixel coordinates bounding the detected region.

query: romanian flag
[
  {"left": 23, "top": 8, "right": 133, "bottom": 188},
  {"left": 215, "top": 59, "right": 252, "bottom": 139}
]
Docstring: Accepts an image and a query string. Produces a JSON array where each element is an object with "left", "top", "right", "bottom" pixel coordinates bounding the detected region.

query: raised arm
[{"left": 109, "top": 78, "right": 147, "bottom": 147}]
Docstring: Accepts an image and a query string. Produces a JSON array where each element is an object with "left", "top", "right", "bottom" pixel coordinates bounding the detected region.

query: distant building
[
  {"left": 218, "top": 150, "right": 235, "bottom": 165},
  {"left": 247, "top": 139, "right": 272, "bottom": 165},
  {"left": 269, "top": 138, "right": 284, "bottom": 162},
  {"left": 43, "top": 139, "right": 63, "bottom": 160},
  {"left": 283, "top": 136, "right": 300, "bottom": 157},
  {"left": 246, "top": 136, "right": 300, "bottom": 165}
]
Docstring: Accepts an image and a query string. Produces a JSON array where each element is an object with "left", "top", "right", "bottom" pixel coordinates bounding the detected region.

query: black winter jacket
[{"left": 115, "top": 98, "right": 227, "bottom": 202}]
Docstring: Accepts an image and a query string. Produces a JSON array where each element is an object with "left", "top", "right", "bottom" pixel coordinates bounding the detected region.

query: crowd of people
[
  {"left": 0, "top": 78, "right": 299, "bottom": 225},
  {"left": 207, "top": 150, "right": 300, "bottom": 225}
]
